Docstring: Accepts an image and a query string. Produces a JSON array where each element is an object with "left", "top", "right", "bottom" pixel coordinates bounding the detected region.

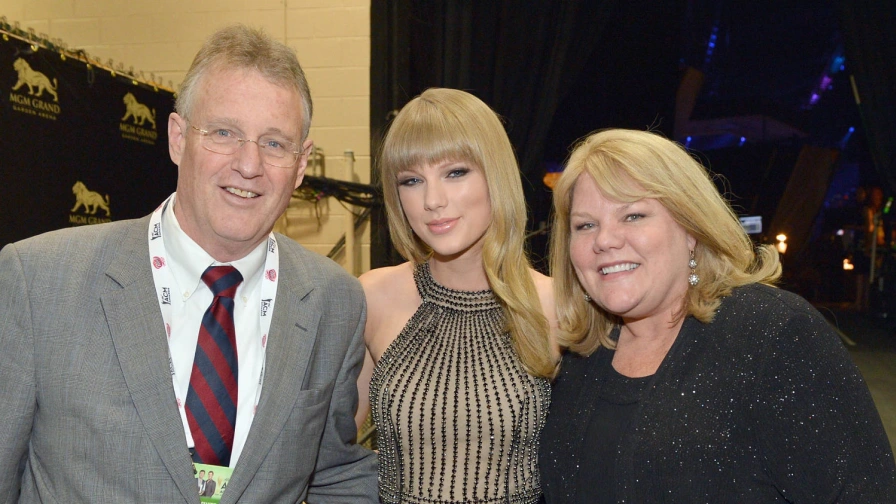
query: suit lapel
[
  {"left": 221, "top": 246, "right": 321, "bottom": 504},
  {"left": 102, "top": 217, "right": 198, "bottom": 503}
]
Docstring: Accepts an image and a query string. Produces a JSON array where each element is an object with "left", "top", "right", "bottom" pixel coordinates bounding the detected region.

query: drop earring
[{"left": 688, "top": 250, "right": 700, "bottom": 286}]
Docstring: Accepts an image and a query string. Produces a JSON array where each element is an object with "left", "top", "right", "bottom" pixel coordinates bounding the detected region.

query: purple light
[{"left": 809, "top": 93, "right": 820, "bottom": 105}]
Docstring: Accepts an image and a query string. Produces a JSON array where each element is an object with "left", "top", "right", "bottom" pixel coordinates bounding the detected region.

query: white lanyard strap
[{"left": 147, "top": 194, "right": 278, "bottom": 420}]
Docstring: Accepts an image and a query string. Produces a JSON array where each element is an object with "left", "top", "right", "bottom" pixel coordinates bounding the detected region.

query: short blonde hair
[
  {"left": 176, "top": 24, "right": 313, "bottom": 141},
  {"left": 379, "top": 88, "right": 557, "bottom": 378},
  {"left": 550, "top": 129, "right": 781, "bottom": 355}
]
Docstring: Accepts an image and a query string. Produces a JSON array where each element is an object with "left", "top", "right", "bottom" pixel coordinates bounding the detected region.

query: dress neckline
[
  {"left": 595, "top": 347, "right": 653, "bottom": 405},
  {"left": 414, "top": 262, "right": 500, "bottom": 311}
]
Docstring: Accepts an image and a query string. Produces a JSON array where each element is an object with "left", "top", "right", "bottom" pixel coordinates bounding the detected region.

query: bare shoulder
[
  {"left": 529, "top": 268, "right": 552, "bottom": 293},
  {"left": 529, "top": 269, "right": 561, "bottom": 358},
  {"left": 359, "top": 262, "right": 416, "bottom": 298},
  {"left": 529, "top": 269, "right": 555, "bottom": 312},
  {"left": 359, "top": 262, "right": 420, "bottom": 360}
]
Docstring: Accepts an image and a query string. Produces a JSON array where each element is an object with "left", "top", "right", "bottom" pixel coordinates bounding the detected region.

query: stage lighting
[{"left": 776, "top": 233, "right": 787, "bottom": 254}]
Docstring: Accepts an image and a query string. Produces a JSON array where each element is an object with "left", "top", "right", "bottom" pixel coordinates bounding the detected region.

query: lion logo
[
  {"left": 12, "top": 58, "right": 59, "bottom": 102},
  {"left": 71, "top": 181, "right": 111, "bottom": 216},
  {"left": 122, "top": 92, "right": 156, "bottom": 129}
]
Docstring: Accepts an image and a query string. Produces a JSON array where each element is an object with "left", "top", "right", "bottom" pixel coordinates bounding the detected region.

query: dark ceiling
[
  {"left": 536, "top": 0, "right": 874, "bottom": 257},
  {"left": 545, "top": 0, "right": 858, "bottom": 160}
]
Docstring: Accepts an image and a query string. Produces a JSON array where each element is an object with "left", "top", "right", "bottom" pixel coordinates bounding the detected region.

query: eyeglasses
[{"left": 188, "top": 122, "right": 303, "bottom": 168}]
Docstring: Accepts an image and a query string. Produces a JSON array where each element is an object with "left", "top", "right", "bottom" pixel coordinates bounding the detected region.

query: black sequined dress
[{"left": 370, "top": 262, "right": 551, "bottom": 504}]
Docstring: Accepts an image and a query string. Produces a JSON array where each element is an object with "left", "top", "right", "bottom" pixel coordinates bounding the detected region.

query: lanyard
[{"left": 147, "top": 194, "right": 278, "bottom": 432}]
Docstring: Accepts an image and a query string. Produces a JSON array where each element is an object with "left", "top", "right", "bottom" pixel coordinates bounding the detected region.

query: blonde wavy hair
[
  {"left": 379, "top": 88, "right": 557, "bottom": 379},
  {"left": 550, "top": 129, "right": 781, "bottom": 355}
]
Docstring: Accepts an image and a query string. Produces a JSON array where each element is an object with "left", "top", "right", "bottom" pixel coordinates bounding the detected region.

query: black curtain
[
  {"left": 405, "top": 2, "right": 617, "bottom": 179},
  {"left": 839, "top": 0, "right": 896, "bottom": 193},
  {"left": 1, "top": 35, "right": 176, "bottom": 247},
  {"left": 371, "top": 0, "right": 619, "bottom": 269}
]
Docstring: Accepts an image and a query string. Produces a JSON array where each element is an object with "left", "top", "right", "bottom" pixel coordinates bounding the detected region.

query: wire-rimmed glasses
[{"left": 188, "top": 121, "right": 303, "bottom": 168}]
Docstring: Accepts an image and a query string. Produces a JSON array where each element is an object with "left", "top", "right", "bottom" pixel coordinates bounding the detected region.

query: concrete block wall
[{"left": 1, "top": 0, "right": 371, "bottom": 275}]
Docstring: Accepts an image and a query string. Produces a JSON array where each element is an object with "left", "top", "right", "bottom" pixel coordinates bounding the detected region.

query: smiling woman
[
  {"left": 395, "top": 159, "right": 492, "bottom": 261},
  {"left": 568, "top": 175, "right": 695, "bottom": 372},
  {"left": 358, "top": 88, "right": 560, "bottom": 504},
  {"left": 540, "top": 128, "right": 896, "bottom": 503}
]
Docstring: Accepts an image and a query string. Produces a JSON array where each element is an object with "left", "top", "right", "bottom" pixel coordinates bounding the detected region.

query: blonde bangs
[
  {"left": 381, "top": 103, "right": 483, "bottom": 182},
  {"left": 378, "top": 88, "right": 557, "bottom": 378}
]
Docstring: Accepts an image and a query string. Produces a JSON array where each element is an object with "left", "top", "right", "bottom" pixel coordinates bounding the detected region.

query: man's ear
[
  {"left": 168, "top": 113, "right": 186, "bottom": 165},
  {"left": 294, "top": 139, "right": 313, "bottom": 190}
]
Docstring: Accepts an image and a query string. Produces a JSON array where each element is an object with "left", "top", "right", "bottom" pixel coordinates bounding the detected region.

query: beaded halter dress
[{"left": 370, "top": 262, "right": 551, "bottom": 504}]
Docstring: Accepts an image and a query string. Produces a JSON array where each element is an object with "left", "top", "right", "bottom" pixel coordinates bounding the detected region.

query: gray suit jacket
[{"left": 0, "top": 216, "right": 378, "bottom": 503}]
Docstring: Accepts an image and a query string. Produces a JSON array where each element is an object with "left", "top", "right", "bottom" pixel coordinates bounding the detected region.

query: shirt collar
[{"left": 162, "top": 193, "right": 267, "bottom": 299}]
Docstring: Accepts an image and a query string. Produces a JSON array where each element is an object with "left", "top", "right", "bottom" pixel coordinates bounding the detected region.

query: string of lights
[{"left": 1, "top": 16, "right": 175, "bottom": 92}]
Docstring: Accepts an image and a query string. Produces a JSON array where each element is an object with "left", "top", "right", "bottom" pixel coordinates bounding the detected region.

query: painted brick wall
[{"left": 1, "top": 0, "right": 371, "bottom": 274}]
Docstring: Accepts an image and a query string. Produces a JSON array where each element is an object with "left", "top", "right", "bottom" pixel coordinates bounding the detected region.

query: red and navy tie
[{"left": 186, "top": 265, "right": 243, "bottom": 466}]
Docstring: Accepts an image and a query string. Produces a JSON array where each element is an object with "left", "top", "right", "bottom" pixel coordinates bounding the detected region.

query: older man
[{"left": 0, "top": 25, "right": 377, "bottom": 503}]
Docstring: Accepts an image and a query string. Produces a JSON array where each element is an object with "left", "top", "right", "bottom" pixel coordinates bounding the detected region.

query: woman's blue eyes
[
  {"left": 397, "top": 167, "right": 470, "bottom": 187},
  {"left": 398, "top": 177, "right": 422, "bottom": 187},
  {"left": 572, "top": 213, "right": 646, "bottom": 230}
]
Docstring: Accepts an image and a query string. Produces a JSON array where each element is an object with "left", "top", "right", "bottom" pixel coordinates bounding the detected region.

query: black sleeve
[{"left": 753, "top": 306, "right": 896, "bottom": 502}]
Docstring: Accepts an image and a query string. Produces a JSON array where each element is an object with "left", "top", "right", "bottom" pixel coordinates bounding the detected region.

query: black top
[
  {"left": 540, "top": 283, "right": 896, "bottom": 503},
  {"left": 576, "top": 347, "right": 651, "bottom": 504}
]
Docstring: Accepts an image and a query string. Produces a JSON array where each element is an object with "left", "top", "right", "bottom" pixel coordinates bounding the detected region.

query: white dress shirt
[{"left": 162, "top": 198, "right": 266, "bottom": 467}]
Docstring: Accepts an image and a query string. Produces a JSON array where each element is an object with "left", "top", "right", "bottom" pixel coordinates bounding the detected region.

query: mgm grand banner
[{"left": 0, "top": 32, "right": 177, "bottom": 247}]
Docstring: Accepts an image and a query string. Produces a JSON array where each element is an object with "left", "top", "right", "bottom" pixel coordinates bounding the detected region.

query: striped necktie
[{"left": 186, "top": 265, "right": 243, "bottom": 466}]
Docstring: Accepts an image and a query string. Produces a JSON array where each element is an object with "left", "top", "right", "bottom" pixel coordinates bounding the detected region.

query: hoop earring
[{"left": 688, "top": 250, "right": 700, "bottom": 286}]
